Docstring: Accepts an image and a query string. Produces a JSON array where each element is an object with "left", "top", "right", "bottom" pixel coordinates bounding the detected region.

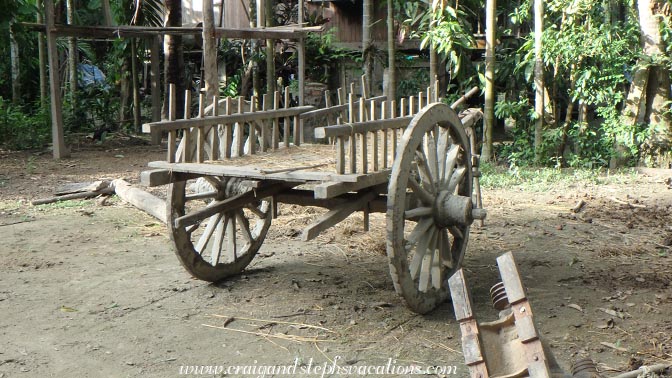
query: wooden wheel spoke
[
  {"left": 410, "top": 226, "right": 435, "bottom": 280},
  {"left": 404, "top": 206, "right": 433, "bottom": 220},
  {"left": 408, "top": 176, "right": 434, "bottom": 206},
  {"left": 210, "top": 215, "right": 227, "bottom": 265},
  {"left": 414, "top": 149, "right": 436, "bottom": 193},
  {"left": 440, "top": 229, "right": 453, "bottom": 268},
  {"left": 436, "top": 129, "right": 449, "bottom": 179},
  {"left": 236, "top": 210, "right": 253, "bottom": 243},
  {"left": 418, "top": 229, "right": 438, "bottom": 292},
  {"left": 195, "top": 213, "right": 224, "bottom": 254},
  {"left": 405, "top": 217, "right": 434, "bottom": 247},
  {"left": 225, "top": 214, "right": 237, "bottom": 261},
  {"left": 448, "top": 166, "right": 467, "bottom": 193},
  {"left": 441, "top": 145, "right": 460, "bottom": 186},
  {"left": 431, "top": 234, "right": 443, "bottom": 290},
  {"left": 448, "top": 226, "right": 464, "bottom": 240},
  {"left": 203, "top": 176, "right": 225, "bottom": 191},
  {"left": 186, "top": 191, "right": 218, "bottom": 201},
  {"left": 423, "top": 132, "right": 439, "bottom": 184},
  {"left": 245, "top": 204, "right": 266, "bottom": 219},
  {"left": 185, "top": 223, "right": 200, "bottom": 235}
]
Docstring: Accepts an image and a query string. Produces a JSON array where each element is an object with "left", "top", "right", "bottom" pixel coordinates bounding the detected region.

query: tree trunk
[
  {"left": 203, "top": 0, "right": 218, "bottom": 102},
  {"left": 362, "top": 0, "right": 373, "bottom": 95},
  {"left": 386, "top": 0, "right": 396, "bottom": 103},
  {"left": 9, "top": 23, "right": 21, "bottom": 105},
  {"left": 558, "top": 65, "right": 576, "bottom": 163},
  {"left": 617, "top": 0, "right": 671, "bottom": 166},
  {"left": 265, "top": 0, "right": 275, "bottom": 95},
  {"left": 482, "top": 0, "right": 496, "bottom": 162},
  {"left": 66, "top": 0, "right": 77, "bottom": 110},
  {"left": 533, "top": 0, "right": 545, "bottom": 163},
  {"left": 163, "top": 0, "right": 185, "bottom": 120},
  {"left": 37, "top": 1, "right": 48, "bottom": 108}
]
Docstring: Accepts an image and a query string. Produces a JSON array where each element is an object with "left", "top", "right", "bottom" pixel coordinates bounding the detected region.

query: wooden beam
[
  {"left": 315, "top": 117, "right": 411, "bottom": 139},
  {"left": 300, "top": 190, "right": 377, "bottom": 241},
  {"left": 143, "top": 105, "right": 313, "bottom": 133},
  {"left": 44, "top": 0, "right": 69, "bottom": 159},
  {"left": 275, "top": 189, "right": 386, "bottom": 212},
  {"left": 314, "top": 173, "right": 389, "bottom": 199}
]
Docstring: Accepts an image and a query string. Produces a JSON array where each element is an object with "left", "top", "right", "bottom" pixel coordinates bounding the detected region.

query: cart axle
[{"left": 433, "top": 191, "right": 487, "bottom": 228}]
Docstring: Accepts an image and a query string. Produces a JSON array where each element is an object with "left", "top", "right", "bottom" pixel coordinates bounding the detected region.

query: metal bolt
[
  {"left": 534, "top": 356, "right": 539, "bottom": 361},
  {"left": 520, "top": 307, "right": 526, "bottom": 313}
]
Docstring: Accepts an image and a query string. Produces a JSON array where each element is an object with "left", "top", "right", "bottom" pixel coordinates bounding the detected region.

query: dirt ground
[{"left": 1, "top": 141, "right": 671, "bottom": 378}]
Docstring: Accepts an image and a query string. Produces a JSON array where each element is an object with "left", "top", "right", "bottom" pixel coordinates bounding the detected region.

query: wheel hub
[{"left": 433, "top": 190, "right": 486, "bottom": 228}]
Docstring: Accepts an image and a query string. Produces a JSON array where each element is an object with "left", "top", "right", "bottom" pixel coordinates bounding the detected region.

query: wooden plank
[
  {"left": 140, "top": 169, "right": 198, "bottom": 187},
  {"left": 148, "top": 161, "right": 373, "bottom": 183},
  {"left": 360, "top": 132, "right": 368, "bottom": 174},
  {"left": 142, "top": 105, "right": 313, "bottom": 133},
  {"left": 496, "top": 252, "right": 527, "bottom": 304},
  {"left": 167, "top": 84, "right": 177, "bottom": 163},
  {"left": 293, "top": 114, "right": 301, "bottom": 146},
  {"left": 314, "top": 171, "right": 389, "bottom": 199},
  {"left": 381, "top": 101, "right": 388, "bottom": 169},
  {"left": 300, "top": 191, "right": 377, "bottom": 241},
  {"left": 448, "top": 269, "right": 474, "bottom": 321}
]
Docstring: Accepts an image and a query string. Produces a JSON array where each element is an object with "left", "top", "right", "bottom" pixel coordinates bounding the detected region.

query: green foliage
[
  {"left": 0, "top": 97, "right": 50, "bottom": 150},
  {"left": 303, "top": 30, "right": 359, "bottom": 83}
]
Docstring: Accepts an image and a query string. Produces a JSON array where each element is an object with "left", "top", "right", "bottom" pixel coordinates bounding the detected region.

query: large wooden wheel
[
  {"left": 167, "top": 177, "right": 272, "bottom": 282},
  {"left": 387, "top": 103, "right": 485, "bottom": 314}
]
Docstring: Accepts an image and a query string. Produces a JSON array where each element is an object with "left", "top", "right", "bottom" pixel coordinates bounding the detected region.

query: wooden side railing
[{"left": 142, "top": 84, "right": 313, "bottom": 163}]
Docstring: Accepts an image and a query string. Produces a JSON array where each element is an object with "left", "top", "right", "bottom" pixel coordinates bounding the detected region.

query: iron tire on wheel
[
  {"left": 387, "top": 103, "right": 474, "bottom": 314},
  {"left": 168, "top": 177, "right": 272, "bottom": 282}
]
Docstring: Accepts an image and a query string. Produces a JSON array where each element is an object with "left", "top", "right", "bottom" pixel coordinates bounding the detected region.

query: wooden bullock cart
[{"left": 141, "top": 84, "right": 485, "bottom": 314}]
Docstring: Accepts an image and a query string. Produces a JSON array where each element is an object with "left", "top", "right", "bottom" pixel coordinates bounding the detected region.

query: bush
[{"left": 0, "top": 97, "right": 50, "bottom": 150}]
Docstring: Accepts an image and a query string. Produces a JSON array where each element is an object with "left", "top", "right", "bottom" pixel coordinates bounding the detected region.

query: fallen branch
[
  {"left": 610, "top": 197, "right": 646, "bottom": 209},
  {"left": 32, "top": 187, "right": 114, "bottom": 205},
  {"left": 610, "top": 364, "right": 671, "bottom": 378}
]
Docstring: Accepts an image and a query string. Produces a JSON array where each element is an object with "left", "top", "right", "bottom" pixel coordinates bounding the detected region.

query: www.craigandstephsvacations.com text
[{"left": 178, "top": 357, "right": 459, "bottom": 377}]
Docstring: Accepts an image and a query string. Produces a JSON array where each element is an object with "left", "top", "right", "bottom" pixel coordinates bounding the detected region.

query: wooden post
[
  {"left": 167, "top": 84, "right": 177, "bottom": 163},
  {"left": 386, "top": 0, "right": 396, "bottom": 102},
  {"left": 131, "top": 39, "right": 142, "bottom": 132},
  {"left": 197, "top": 93, "right": 205, "bottom": 163},
  {"left": 298, "top": 0, "right": 305, "bottom": 107},
  {"left": 272, "top": 91, "right": 280, "bottom": 149},
  {"left": 45, "top": 0, "right": 69, "bottom": 159}
]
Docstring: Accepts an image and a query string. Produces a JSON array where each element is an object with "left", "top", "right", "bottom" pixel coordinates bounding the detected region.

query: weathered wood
[
  {"left": 335, "top": 136, "right": 346, "bottom": 174},
  {"left": 173, "top": 182, "right": 293, "bottom": 228},
  {"left": 167, "top": 84, "right": 177, "bottom": 163},
  {"left": 234, "top": 97, "right": 245, "bottom": 157},
  {"left": 314, "top": 170, "right": 389, "bottom": 199},
  {"left": 55, "top": 180, "right": 110, "bottom": 196},
  {"left": 148, "top": 161, "right": 371, "bottom": 183},
  {"left": 272, "top": 91, "right": 280, "bottom": 149},
  {"left": 32, "top": 187, "right": 114, "bottom": 205},
  {"left": 497, "top": 252, "right": 527, "bottom": 304},
  {"left": 143, "top": 105, "right": 313, "bottom": 133},
  {"left": 112, "top": 179, "right": 167, "bottom": 223},
  {"left": 249, "top": 95, "right": 257, "bottom": 154},
  {"left": 276, "top": 189, "right": 386, "bottom": 212},
  {"left": 348, "top": 94, "right": 357, "bottom": 173},
  {"left": 283, "top": 87, "right": 291, "bottom": 148},
  {"left": 300, "top": 190, "right": 377, "bottom": 241},
  {"left": 314, "top": 117, "right": 411, "bottom": 138},
  {"left": 44, "top": 0, "right": 69, "bottom": 159},
  {"left": 140, "top": 169, "right": 199, "bottom": 187}
]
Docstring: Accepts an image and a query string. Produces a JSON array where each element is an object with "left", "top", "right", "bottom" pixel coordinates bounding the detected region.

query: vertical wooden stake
[
  {"left": 45, "top": 0, "right": 69, "bottom": 159},
  {"left": 182, "top": 89, "right": 192, "bottom": 162},
  {"left": 224, "top": 96, "right": 233, "bottom": 158},
  {"left": 381, "top": 101, "right": 388, "bottom": 169},
  {"left": 283, "top": 86, "right": 290, "bottom": 148},
  {"left": 210, "top": 95, "right": 219, "bottom": 160},
  {"left": 273, "top": 91, "right": 280, "bottom": 150},
  {"left": 196, "top": 93, "right": 205, "bottom": 163},
  {"left": 348, "top": 93, "right": 356, "bottom": 173},
  {"left": 167, "top": 84, "right": 177, "bottom": 163},
  {"left": 249, "top": 95, "right": 257, "bottom": 154}
]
